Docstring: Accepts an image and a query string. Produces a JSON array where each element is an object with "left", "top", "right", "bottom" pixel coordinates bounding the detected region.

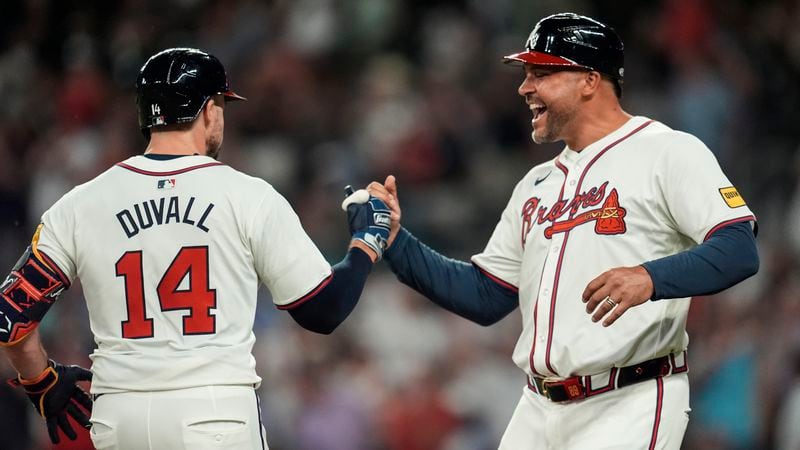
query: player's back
[{"left": 35, "top": 155, "right": 311, "bottom": 393}]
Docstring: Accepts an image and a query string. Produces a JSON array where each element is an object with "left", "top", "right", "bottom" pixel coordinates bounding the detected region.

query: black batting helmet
[
  {"left": 136, "top": 48, "right": 246, "bottom": 137},
  {"left": 503, "top": 13, "right": 624, "bottom": 85}
]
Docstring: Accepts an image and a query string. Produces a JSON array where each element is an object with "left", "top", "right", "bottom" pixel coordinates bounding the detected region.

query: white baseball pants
[
  {"left": 89, "top": 385, "right": 268, "bottom": 450},
  {"left": 499, "top": 373, "right": 690, "bottom": 450}
]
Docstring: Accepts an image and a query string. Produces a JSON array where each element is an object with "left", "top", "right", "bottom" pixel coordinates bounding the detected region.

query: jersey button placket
[{"left": 536, "top": 231, "right": 565, "bottom": 376}]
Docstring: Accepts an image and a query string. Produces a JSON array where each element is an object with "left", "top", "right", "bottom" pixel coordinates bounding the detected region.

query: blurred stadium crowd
[{"left": 0, "top": 0, "right": 799, "bottom": 449}]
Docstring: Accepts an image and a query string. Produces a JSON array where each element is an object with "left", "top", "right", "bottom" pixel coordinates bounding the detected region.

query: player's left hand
[
  {"left": 582, "top": 266, "right": 654, "bottom": 327},
  {"left": 8, "top": 359, "right": 93, "bottom": 444}
]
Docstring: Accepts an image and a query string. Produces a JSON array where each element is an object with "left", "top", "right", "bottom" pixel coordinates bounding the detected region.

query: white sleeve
[
  {"left": 470, "top": 184, "right": 524, "bottom": 289},
  {"left": 659, "top": 133, "right": 756, "bottom": 243},
  {"left": 35, "top": 192, "right": 78, "bottom": 284},
  {"left": 248, "top": 188, "right": 331, "bottom": 307}
]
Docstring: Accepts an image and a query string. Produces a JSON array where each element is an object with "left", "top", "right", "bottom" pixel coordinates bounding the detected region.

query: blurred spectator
[{"left": 775, "top": 351, "right": 800, "bottom": 450}]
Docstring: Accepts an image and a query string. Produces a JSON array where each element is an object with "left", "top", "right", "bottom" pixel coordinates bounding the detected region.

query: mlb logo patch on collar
[{"left": 157, "top": 179, "right": 176, "bottom": 189}]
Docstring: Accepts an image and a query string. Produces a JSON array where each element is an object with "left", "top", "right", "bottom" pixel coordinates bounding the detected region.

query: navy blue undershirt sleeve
[
  {"left": 382, "top": 228, "right": 519, "bottom": 326},
  {"left": 288, "top": 248, "right": 372, "bottom": 334},
  {"left": 642, "top": 221, "right": 759, "bottom": 300}
]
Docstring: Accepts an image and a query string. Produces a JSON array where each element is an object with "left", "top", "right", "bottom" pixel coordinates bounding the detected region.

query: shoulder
[
  {"left": 50, "top": 168, "right": 114, "bottom": 206},
  {"left": 628, "top": 122, "right": 727, "bottom": 185},
  {"left": 636, "top": 120, "right": 710, "bottom": 153},
  {"left": 214, "top": 167, "right": 295, "bottom": 216},
  {"left": 229, "top": 168, "right": 283, "bottom": 200}
]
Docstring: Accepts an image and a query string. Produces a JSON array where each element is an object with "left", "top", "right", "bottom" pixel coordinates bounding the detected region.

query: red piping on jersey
[
  {"left": 474, "top": 263, "right": 519, "bottom": 292},
  {"left": 528, "top": 159, "right": 569, "bottom": 377},
  {"left": 554, "top": 158, "right": 569, "bottom": 179},
  {"left": 544, "top": 231, "right": 571, "bottom": 374},
  {"left": 541, "top": 120, "right": 655, "bottom": 376},
  {"left": 116, "top": 162, "right": 224, "bottom": 176},
  {"left": 37, "top": 250, "right": 71, "bottom": 288},
  {"left": 553, "top": 159, "right": 569, "bottom": 205},
  {"left": 528, "top": 260, "right": 549, "bottom": 377},
  {"left": 703, "top": 215, "right": 755, "bottom": 242},
  {"left": 276, "top": 272, "right": 333, "bottom": 310},
  {"left": 648, "top": 377, "right": 665, "bottom": 450}
]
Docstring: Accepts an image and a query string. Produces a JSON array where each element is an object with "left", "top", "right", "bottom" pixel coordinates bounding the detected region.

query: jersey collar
[
  {"left": 558, "top": 116, "right": 651, "bottom": 166},
  {"left": 116, "top": 155, "right": 225, "bottom": 176},
  {"left": 143, "top": 153, "right": 195, "bottom": 161}
]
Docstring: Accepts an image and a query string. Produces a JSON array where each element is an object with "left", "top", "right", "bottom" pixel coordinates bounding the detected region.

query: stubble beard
[
  {"left": 206, "top": 137, "right": 221, "bottom": 160},
  {"left": 531, "top": 103, "right": 576, "bottom": 145},
  {"left": 205, "top": 122, "right": 223, "bottom": 160}
]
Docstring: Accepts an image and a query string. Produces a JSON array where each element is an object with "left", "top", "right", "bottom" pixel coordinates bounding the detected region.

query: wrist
[
  {"left": 383, "top": 227, "right": 411, "bottom": 261},
  {"left": 17, "top": 362, "right": 50, "bottom": 381},
  {"left": 18, "top": 362, "right": 55, "bottom": 386},
  {"left": 639, "top": 263, "right": 659, "bottom": 301},
  {"left": 349, "top": 240, "right": 378, "bottom": 263},
  {"left": 5, "top": 330, "right": 50, "bottom": 379}
]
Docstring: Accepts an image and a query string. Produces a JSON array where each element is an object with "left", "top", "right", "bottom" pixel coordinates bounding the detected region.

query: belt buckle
[
  {"left": 541, "top": 376, "right": 559, "bottom": 398},
  {"left": 539, "top": 378, "right": 549, "bottom": 396}
]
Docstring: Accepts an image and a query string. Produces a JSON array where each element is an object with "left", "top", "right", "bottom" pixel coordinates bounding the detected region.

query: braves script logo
[{"left": 521, "top": 181, "right": 627, "bottom": 245}]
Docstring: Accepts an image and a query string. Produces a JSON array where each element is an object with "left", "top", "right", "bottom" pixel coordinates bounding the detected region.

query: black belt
[{"left": 528, "top": 352, "right": 688, "bottom": 403}]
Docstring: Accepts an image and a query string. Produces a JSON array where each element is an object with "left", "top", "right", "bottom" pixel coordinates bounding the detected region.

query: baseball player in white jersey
[
  {"left": 365, "top": 13, "right": 759, "bottom": 449},
  {"left": 0, "top": 48, "right": 391, "bottom": 449}
]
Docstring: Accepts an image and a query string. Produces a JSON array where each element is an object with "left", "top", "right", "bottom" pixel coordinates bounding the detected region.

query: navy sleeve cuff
[{"left": 383, "top": 227, "right": 412, "bottom": 261}]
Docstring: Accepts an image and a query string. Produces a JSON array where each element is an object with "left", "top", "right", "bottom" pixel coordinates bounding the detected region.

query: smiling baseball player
[
  {"left": 0, "top": 48, "right": 390, "bottom": 449},
  {"left": 363, "top": 13, "right": 759, "bottom": 449}
]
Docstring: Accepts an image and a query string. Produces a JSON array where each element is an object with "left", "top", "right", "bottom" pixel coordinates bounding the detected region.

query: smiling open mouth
[{"left": 531, "top": 104, "right": 547, "bottom": 123}]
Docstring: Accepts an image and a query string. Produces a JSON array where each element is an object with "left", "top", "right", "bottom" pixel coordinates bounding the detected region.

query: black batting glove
[{"left": 8, "top": 359, "right": 93, "bottom": 444}]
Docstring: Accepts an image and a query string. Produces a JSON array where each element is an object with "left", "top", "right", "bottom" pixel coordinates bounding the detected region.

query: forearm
[
  {"left": 288, "top": 247, "right": 373, "bottom": 334},
  {"left": 643, "top": 221, "right": 759, "bottom": 300},
  {"left": 383, "top": 227, "right": 519, "bottom": 325},
  {"left": 4, "top": 329, "right": 49, "bottom": 378}
]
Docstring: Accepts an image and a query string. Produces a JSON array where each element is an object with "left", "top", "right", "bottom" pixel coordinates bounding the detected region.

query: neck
[
  {"left": 564, "top": 103, "right": 631, "bottom": 151},
  {"left": 145, "top": 130, "right": 206, "bottom": 156}
]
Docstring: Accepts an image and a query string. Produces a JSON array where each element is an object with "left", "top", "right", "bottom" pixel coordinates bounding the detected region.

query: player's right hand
[
  {"left": 342, "top": 186, "right": 392, "bottom": 260},
  {"left": 9, "top": 359, "right": 93, "bottom": 444},
  {"left": 366, "top": 175, "right": 402, "bottom": 248}
]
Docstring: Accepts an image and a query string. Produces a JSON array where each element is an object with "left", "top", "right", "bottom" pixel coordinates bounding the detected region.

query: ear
[
  {"left": 581, "top": 71, "right": 603, "bottom": 96},
  {"left": 202, "top": 97, "right": 218, "bottom": 127}
]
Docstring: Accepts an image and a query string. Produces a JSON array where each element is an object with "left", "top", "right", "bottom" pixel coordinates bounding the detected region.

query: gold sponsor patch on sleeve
[{"left": 719, "top": 187, "right": 746, "bottom": 208}]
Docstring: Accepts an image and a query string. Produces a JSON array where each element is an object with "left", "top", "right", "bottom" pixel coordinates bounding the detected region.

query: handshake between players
[{"left": 347, "top": 174, "right": 653, "bottom": 327}]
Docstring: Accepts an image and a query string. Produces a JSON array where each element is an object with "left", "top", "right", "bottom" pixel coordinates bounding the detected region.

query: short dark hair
[
  {"left": 575, "top": 70, "right": 622, "bottom": 99},
  {"left": 601, "top": 74, "right": 623, "bottom": 99}
]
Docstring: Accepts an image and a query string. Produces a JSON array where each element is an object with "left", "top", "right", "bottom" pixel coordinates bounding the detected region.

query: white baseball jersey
[
  {"left": 34, "top": 155, "right": 331, "bottom": 393},
  {"left": 472, "top": 116, "right": 755, "bottom": 379}
]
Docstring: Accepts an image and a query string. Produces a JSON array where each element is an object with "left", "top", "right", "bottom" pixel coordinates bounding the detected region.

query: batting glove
[
  {"left": 342, "top": 185, "right": 392, "bottom": 260},
  {"left": 9, "top": 359, "right": 93, "bottom": 444}
]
